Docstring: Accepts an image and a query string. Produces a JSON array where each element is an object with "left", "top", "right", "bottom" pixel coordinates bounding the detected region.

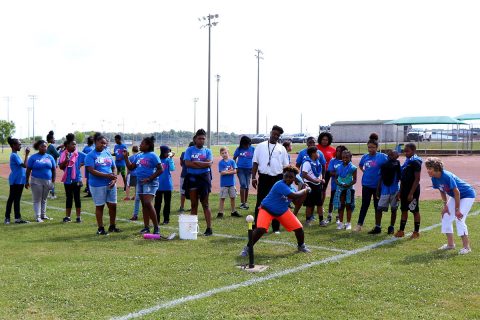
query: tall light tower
[
  {"left": 255, "top": 49, "right": 263, "bottom": 135},
  {"left": 3, "top": 97, "right": 10, "bottom": 121},
  {"left": 28, "top": 95, "right": 37, "bottom": 140},
  {"left": 199, "top": 14, "right": 219, "bottom": 148},
  {"left": 193, "top": 97, "right": 199, "bottom": 133},
  {"left": 216, "top": 74, "right": 220, "bottom": 146}
]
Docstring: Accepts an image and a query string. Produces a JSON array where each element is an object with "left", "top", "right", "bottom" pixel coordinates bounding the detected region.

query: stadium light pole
[
  {"left": 193, "top": 97, "right": 199, "bottom": 133},
  {"left": 28, "top": 95, "right": 36, "bottom": 140},
  {"left": 199, "top": 14, "right": 219, "bottom": 148},
  {"left": 3, "top": 97, "right": 10, "bottom": 121},
  {"left": 216, "top": 74, "right": 220, "bottom": 146},
  {"left": 255, "top": 49, "right": 263, "bottom": 135}
]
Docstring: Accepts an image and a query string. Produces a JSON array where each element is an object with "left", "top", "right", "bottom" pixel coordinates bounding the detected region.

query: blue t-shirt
[
  {"left": 184, "top": 146, "right": 212, "bottom": 175},
  {"left": 336, "top": 162, "right": 357, "bottom": 190},
  {"left": 261, "top": 180, "right": 296, "bottom": 216},
  {"left": 114, "top": 143, "right": 127, "bottom": 167},
  {"left": 327, "top": 158, "right": 343, "bottom": 191},
  {"left": 359, "top": 152, "right": 388, "bottom": 188},
  {"left": 380, "top": 179, "right": 399, "bottom": 195},
  {"left": 234, "top": 146, "right": 255, "bottom": 169},
  {"left": 63, "top": 152, "right": 87, "bottom": 184},
  {"left": 85, "top": 149, "right": 116, "bottom": 187},
  {"left": 134, "top": 152, "right": 161, "bottom": 180},
  {"left": 128, "top": 154, "right": 138, "bottom": 177},
  {"left": 27, "top": 153, "right": 56, "bottom": 180},
  {"left": 82, "top": 145, "right": 94, "bottom": 154},
  {"left": 218, "top": 159, "right": 237, "bottom": 187},
  {"left": 158, "top": 157, "right": 175, "bottom": 191},
  {"left": 431, "top": 170, "right": 476, "bottom": 199},
  {"left": 9, "top": 153, "right": 26, "bottom": 185},
  {"left": 296, "top": 148, "right": 326, "bottom": 168}
]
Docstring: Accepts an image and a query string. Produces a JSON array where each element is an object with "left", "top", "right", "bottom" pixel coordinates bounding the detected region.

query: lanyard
[{"left": 267, "top": 143, "right": 276, "bottom": 166}]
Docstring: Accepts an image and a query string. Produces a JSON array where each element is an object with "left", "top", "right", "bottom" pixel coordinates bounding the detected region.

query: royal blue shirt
[
  {"left": 63, "top": 152, "right": 87, "bottom": 184},
  {"left": 234, "top": 146, "right": 255, "bottom": 169},
  {"left": 431, "top": 170, "right": 476, "bottom": 199},
  {"left": 218, "top": 159, "right": 237, "bottom": 187},
  {"left": 27, "top": 153, "right": 56, "bottom": 180},
  {"left": 114, "top": 143, "right": 127, "bottom": 167},
  {"left": 128, "top": 154, "right": 138, "bottom": 177},
  {"left": 261, "top": 180, "right": 296, "bottom": 216},
  {"left": 359, "top": 152, "right": 388, "bottom": 188},
  {"left": 82, "top": 145, "right": 94, "bottom": 154},
  {"left": 184, "top": 146, "right": 212, "bottom": 175},
  {"left": 85, "top": 149, "right": 116, "bottom": 187},
  {"left": 296, "top": 148, "right": 326, "bottom": 168},
  {"left": 158, "top": 157, "right": 175, "bottom": 191},
  {"left": 9, "top": 153, "right": 26, "bottom": 185},
  {"left": 133, "top": 152, "right": 161, "bottom": 180},
  {"left": 327, "top": 158, "right": 343, "bottom": 191}
]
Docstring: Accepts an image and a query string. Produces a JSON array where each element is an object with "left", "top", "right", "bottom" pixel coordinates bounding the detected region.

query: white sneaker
[
  {"left": 36, "top": 218, "right": 44, "bottom": 223},
  {"left": 336, "top": 222, "right": 344, "bottom": 230},
  {"left": 353, "top": 224, "right": 362, "bottom": 232},
  {"left": 345, "top": 223, "right": 352, "bottom": 230},
  {"left": 438, "top": 244, "right": 455, "bottom": 250},
  {"left": 273, "top": 231, "right": 281, "bottom": 234},
  {"left": 459, "top": 247, "right": 471, "bottom": 255}
]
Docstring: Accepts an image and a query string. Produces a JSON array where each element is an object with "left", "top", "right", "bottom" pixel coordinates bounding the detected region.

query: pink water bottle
[{"left": 143, "top": 233, "right": 160, "bottom": 240}]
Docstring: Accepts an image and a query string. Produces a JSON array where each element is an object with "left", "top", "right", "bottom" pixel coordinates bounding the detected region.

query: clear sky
[{"left": 1, "top": 0, "right": 479, "bottom": 140}]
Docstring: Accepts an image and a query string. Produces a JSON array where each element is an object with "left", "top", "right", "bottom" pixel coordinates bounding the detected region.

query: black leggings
[
  {"left": 64, "top": 183, "right": 81, "bottom": 209},
  {"left": 255, "top": 173, "right": 283, "bottom": 232},
  {"left": 357, "top": 186, "right": 378, "bottom": 226},
  {"left": 155, "top": 190, "right": 172, "bottom": 223},
  {"left": 5, "top": 184, "right": 24, "bottom": 219}
]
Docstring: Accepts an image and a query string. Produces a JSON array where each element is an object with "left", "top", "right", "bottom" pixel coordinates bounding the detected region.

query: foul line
[{"left": 111, "top": 209, "right": 479, "bottom": 320}]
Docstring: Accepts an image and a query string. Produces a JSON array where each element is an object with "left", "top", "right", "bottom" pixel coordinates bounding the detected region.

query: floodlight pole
[
  {"left": 193, "top": 97, "right": 199, "bottom": 133},
  {"left": 255, "top": 49, "right": 263, "bottom": 135},
  {"left": 216, "top": 74, "right": 220, "bottom": 146},
  {"left": 28, "top": 95, "right": 37, "bottom": 141}
]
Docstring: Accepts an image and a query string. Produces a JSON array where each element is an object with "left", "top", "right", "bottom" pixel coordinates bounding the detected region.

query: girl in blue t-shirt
[
  {"left": 355, "top": 133, "right": 387, "bottom": 231},
  {"left": 124, "top": 136, "right": 164, "bottom": 235},
  {"left": 233, "top": 136, "right": 255, "bottom": 210},
  {"left": 5, "top": 137, "right": 30, "bottom": 224},
  {"left": 154, "top": 145, "right": 175, "bottom": 225},
  {"left": 85, "top": 132, "right": 119, "bottom": 235},
  {"left": 82, "top": 135, "right": 94, "bottom": 197},
  {"left": 59, "top": 133, "right": 86, "bottom": 223},
  {"left": 425, "top": 157, "right": 476, "bottom": 255},
  {"left": 327, "top": 145, "right": 347, "bottom": 224},
  {"left": 183, "top": 129, "right": 213, "bottom": 236},
  {"left": 26, "top": 139, "right": 57, "bottom": 222},
  {"left": 334, "top": 150, "right": 357, "bottom": 230}
]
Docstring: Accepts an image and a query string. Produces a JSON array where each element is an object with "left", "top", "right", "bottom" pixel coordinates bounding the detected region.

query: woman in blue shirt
[
  {"left": 355, "top": 133, "right": 387, "bottom": 231},
  {"left": 155, "top": 145, "right": 175, "bottom": 225},
  {"left": 59, "top": 133, "right": 87, "bottom": 223},
  {"left": 46, "top": 130, "right": 63, "bottom": 199},
  {"left": 85, "top": 132, "right": 119, "bottom": 235},
  {"left": 4, "top": 137, "right": 30, "bottom": 224},
  {"left": 233, "top": 136, "right": 255, "bottom": 210},
  {"left": 124, "top": 136, "right": 164, "bottom": 235},
  {"left": 183, "top": 129, "right": 213, "bottom": 236},
  {"left": 81, "top": 135, "right": 94, "bottom": 197},
  {"left": 426, "top": 157, "right": 476, "bottom": 255},
  {"left": 26, "top": 139, "right": 56, "bottom": 222}
]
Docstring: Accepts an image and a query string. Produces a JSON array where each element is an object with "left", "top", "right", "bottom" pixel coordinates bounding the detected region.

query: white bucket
[{"left": 178, "top": 214, "right": 199, "bottom": 240}]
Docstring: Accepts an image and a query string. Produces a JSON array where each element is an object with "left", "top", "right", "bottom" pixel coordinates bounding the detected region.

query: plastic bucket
[{"left": 179, "top": 214, "right": 199, "bottom": 240}]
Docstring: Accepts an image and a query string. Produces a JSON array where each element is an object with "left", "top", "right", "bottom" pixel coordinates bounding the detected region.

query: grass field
[{"left": 0, "top": 176, "right": 479, "bottom": 320}]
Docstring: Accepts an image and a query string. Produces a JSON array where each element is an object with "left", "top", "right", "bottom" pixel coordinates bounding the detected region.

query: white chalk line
[
  {"left": 4, "top": 197, "right": 347, "bottom": 253},
  {"left": 110, "top": 209, "right": 479, "bottom": 320}
]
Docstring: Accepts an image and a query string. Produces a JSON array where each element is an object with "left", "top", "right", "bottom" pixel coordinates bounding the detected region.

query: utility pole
[
  {"left": 216, "top": 74, "right": 220, "bottom": 146},
  {"left": 28, "top": 95, "right": 37, "bottom": 140},
  {"left": 255, "top": 49, "right": 263, "bottom": 135},
  {"left": 193, "top": 97, "right": 199, "bottom": 133}
]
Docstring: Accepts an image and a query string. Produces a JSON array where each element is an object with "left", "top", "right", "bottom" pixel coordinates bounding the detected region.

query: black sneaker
[
  {"left": 84, "top": 193, "right": 92, "bottom": 198},
  {"left": 231, "top": 211, "right": 242, "bottom": 217},
  {"left": 368, "top": 226, "right": 382, "bottom": 234},
  {"left": 108, "top": 225, "right": 121, "bottom": 233},
  {"left": 63, "top": 216, "right": 72, "bottom": 223},
  {"left": 162, "top": 221, "right": 169, "bottom": 225},
  {"left": 14, "top": 219, "right": 29, "bottom": 224},
  {"left": 327, "top": 215, "right": 332, "bottom": 223},
  {"left": 153, "top": 227, "right": 160, "bottom": 235},
  {"left": 204, "top": 228, "right": 213, "bottom": 236},
  {"left": 387, "top": 226, "right": 395, "bottom": 235},
  {"left": 139, "top": 227, "right": 150, "bottom": 234},
  {"left": 76, "top": 217, "right": 82, "bottom": 223},
  {"left": 216, "top": 212, "right": 224, "bottom": 219},
  {"left": 4, "top": 218, "right": 10, "bottom": 225},
  {"left": 96, "top": 228, "right": 108, "bottom": 235}
]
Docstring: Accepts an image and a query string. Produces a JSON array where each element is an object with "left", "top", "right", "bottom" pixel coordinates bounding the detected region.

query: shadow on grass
[{"left": 401, "top": 250, "right": 457, "bottom": 264}]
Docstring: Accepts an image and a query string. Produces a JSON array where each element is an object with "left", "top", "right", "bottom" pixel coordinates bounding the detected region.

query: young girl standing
[
  {"left": 233, "top": 136, "right": 255, "bottom": 210},
  {"left": 5, "top": 137, "right": 30, "bottom": 224},
  {"left": 155, "top": 145, "right": 175, "bottom": 225},
  {"left": 334, "top": 150, "right": 357, "bottom": 230},
  {"left": 354, "top": 133, "right": 387, "bottom": 231}
]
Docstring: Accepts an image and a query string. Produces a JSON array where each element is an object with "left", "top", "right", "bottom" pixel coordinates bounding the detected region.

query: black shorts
[
  {"left": 400, "top": 187, "right": 420, "bottom": 213},
  {"left": 303, "top": 182, "right": 323, "bottom": 207}
]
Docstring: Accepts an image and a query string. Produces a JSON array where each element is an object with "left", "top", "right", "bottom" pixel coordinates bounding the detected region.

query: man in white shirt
[{"left": 251, "top": 125, "right": 290, "bottom": 232}]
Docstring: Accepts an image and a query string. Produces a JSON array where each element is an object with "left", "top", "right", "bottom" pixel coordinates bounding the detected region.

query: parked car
[
  {"left": 407, "top": 129, "right": 432, "bottom": 142},
  {"left": 251, "top": 134, "right": 268, "bottom": 144},
  {"left": 291, "top": 133, "right": 309, "bottom": 143}
]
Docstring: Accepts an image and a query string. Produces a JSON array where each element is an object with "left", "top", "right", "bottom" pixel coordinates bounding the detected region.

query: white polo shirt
[{"left": 252, "top": 141, "right": 289, "bottom": 176}]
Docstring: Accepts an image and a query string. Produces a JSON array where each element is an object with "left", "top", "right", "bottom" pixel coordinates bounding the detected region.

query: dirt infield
[{"left": 1, "top": 155, "right": 478, "bottom": 201}]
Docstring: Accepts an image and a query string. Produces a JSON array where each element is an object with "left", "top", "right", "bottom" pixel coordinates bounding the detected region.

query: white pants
[{"left": 441, "top": 197, "right": 475, "bottom": 236}]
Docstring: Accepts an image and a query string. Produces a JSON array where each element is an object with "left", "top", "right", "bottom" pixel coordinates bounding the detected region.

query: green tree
[
  {"left": 74, "top": 131, "right": 86, "bottom": 144},
  {"left": 0, "top": 120, "right": 16, "bottom": 152}
]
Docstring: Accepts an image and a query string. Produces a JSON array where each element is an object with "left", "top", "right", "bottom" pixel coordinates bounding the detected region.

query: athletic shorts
[
  {"left": 136, "top": 179, "right": 159, "bottom": 196},
  {"left": 90, "top": 185, "right": 117, "bottom": 206},
  {"left": 378, "top": 193, "right": 399, "bottom": 212},
  {"left": 220, "top": 186, "right": 237, "bottom": 199},
  {"left": 117, "top": 166, "right": 126, "bottom": 176},
  {"left": 400, "top": 188, "right": 420, "bottom": 213},
  {"left": 257, "top": 207, "right": 303, "bottom": 232},
  {"left": 237, "top": 168, "right": 252, "bottom": 189},
  {"left": 303, "top": 182, "right": 322, "bottom": 207}
]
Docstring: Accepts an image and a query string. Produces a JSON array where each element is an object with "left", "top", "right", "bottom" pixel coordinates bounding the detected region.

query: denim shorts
[
  {"left": 237, "top": 168, "right": 252, "bottom": 189},
  {"left": 137, "top": 179, "right": 159, "bottom": 195},
  {"left": 90, "top": 185, "right": 117, "bottom": 206}
]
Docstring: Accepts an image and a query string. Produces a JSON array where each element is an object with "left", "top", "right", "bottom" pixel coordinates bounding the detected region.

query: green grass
[{"left": 0, "top": 177, "right": 479, "bottom": 320}]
